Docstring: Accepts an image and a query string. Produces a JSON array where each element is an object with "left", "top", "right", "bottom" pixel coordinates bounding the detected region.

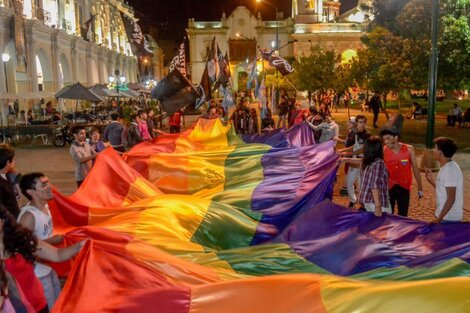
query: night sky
[
  {"left": 127, "top": 0, "right": 355, "bottom": 61},
  {"left": 128, "top": 0, "right": 294, "bottom": 40}
]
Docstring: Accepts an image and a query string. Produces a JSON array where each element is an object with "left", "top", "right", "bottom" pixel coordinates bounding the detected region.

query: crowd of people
[
  {"left": 0, "top": 90, "right": 467, "bottom": 311},
  {"left": 336, "top": 115, "right": 463, "bottom": 222}
]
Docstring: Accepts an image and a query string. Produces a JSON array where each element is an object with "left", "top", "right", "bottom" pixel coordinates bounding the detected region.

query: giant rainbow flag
[{"left": 50, "top": 118, "right": 470, "bottom": 312}]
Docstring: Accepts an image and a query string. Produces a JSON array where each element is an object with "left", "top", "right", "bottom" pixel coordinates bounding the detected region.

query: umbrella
[
  {"left": 56, "top": 82, "right": 103, "bottom": 102},
  {"left": 56, "top": 82, "right": 103, "bottom": 120},
  {"left": 88, "top": 84, "right": 120, "bottom": 98},
  {"left": 119, "top": 89, "right": 140, "bottom": 98}
]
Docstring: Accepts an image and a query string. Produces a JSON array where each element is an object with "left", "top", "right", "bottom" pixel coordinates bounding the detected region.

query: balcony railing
[
  {"left": 36, "top": 7, "right": 52, "bottom": 26},
  {"left": 60, "top": 18, "right": 71, "bottom": 33}
]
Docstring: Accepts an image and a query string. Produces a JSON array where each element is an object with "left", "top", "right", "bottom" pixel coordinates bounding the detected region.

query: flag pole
[{"left": 284, "top": 77, "right": 299, "bottom": 93}]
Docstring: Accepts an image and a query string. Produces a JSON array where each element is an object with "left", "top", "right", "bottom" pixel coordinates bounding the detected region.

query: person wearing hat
[{"left": 380, "top": 124, "right": 423, "bottom": 217}]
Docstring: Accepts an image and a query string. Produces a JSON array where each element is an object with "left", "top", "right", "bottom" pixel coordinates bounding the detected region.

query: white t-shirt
[
  {"left": 435, "top": 161, "right": 464, "bottom": 221},
  {"left": 18, "top": 204, "right": 54, "bottom": 277}
]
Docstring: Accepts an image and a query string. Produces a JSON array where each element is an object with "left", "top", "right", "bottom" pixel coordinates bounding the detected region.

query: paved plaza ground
[{"left": 13, "top": 108, "right": 470, "bottom": 222}]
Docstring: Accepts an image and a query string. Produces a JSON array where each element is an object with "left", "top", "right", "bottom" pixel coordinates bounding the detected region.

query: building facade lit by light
[
  {"left": 0, "top": 0, "right": 141, "bottom": 110},
  {"left": 187, "top": 1, "right": 372, "bottom": 90}
]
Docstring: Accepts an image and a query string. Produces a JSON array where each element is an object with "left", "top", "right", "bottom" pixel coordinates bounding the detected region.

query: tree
[
  {"left": 265, "top": 69, "right": 295, "bottom": 92},
  {"left": 291, "top": 45, "right": 340, "bottom": 103},
  {"left": 439, "top": 16, "right": 470, "bottom": 90},
  {"left": 349, "top": 27, "right": 404, "bottom": 109},
  {"left": 373, "top": 0, "right": 470, "bottom": 93},
  {"left": 395, "top": 0, "right": 432, "bottom": 40}
]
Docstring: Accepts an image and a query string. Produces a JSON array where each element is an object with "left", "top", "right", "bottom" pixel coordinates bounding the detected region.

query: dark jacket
[
  {"left": 104, "top": 121, "right": 125, "bottom": 147},
  {"left": 126, "top": 122, "right": 143, "bottom": 148}
]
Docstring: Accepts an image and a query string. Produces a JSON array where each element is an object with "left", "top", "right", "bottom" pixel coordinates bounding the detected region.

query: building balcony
[
  {"left": 35, "top": 7, "right": 52, "bottom": 26},
  {"left": 294, "top": 22, "right": 367, "bottom": 34},
  {"left": 60, "top": 18, "right": 72, "bottom": 33}
]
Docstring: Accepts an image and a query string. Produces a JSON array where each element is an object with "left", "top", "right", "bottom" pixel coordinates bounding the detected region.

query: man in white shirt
[
  {"left": 19, "top": 172, "right": 63, "bottom": 309},
  {"left": 425, "top": 137, "right": 464, "bottom": 223}
]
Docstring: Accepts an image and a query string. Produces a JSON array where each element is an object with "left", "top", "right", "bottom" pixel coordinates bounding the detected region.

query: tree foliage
[
  {"left": 372, "top": 0, "right": 470, "bottom": 91},
  {"left": 291, "top": 45, "right": 340, "bottom": 96}
]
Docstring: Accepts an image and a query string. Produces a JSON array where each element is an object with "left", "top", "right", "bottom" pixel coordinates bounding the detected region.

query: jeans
[
  {"left": 389, "top": 184, "right": 410, "bottom": 216},
  {"left": 346, "top": 167, "right": 361, "bottom": 204},
  {"left": 39, "top": 269, "right": 61, "bottom": 310}
]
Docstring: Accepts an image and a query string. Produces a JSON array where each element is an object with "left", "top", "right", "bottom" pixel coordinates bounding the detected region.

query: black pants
[
  {"left": 372, "top": 109, "right": 379, "bottom": 126},
  {"left": 389, "top": 184, "right": 410, "bottom": 216},
  {"left": 170, "top": 125, "right": 181, "bottom": 133}
]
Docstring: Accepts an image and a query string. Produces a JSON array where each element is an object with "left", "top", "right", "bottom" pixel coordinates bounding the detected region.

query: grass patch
[{"left": 383, "top": 99, "right": 470, "bottom": 115}]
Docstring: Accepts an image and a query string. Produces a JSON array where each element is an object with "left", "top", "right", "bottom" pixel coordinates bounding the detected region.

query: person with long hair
[
  {"left": 342, "top": 136, "right": 391, "bottom": 216},
  {"left": 0, "top": 205, "right": 84, "bottom": 313}
]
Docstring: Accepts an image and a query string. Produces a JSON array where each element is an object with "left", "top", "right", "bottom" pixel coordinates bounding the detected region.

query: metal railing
[
  {"left": 35, "top": 7, "right": 52, "bottom": 26},
  {"left": 60, "top": 18, "right": 72, "bottom": 33}
]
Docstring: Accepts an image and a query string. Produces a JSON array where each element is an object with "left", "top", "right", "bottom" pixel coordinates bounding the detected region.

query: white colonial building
[
  {"left": 187, "top": 0, "right": 372, "bottom": 90},
  {"left": 0, "top": 0, "right": 140, "bottom": 110}
]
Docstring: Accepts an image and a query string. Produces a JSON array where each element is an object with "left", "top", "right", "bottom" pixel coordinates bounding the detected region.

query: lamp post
[
  {"left": 1, "top": 53, "right": 10, "bottom": 143},
  {"left": 256, "top": 0, "right": 278, "bottom": 50},
  {"left": 2, "top": 53, "right": 9, "bottom": 92},
  {"left": 426, "top": 0, "right": 439, "bottom": 149},
  {"left": 108, "top": 70, "right": 127, "bottom": 94},
  {"left": 235, "top": 32, "right": 251, "bottom": 40}
]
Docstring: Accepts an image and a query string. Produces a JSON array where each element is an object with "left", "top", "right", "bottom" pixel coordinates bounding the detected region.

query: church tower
[{"left": 292, "top": 0, "right": 340, "bottom": 23}]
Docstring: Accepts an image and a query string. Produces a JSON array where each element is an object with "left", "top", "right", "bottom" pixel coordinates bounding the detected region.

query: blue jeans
[{"left": 39, "top": 269, "right": 61, "bottom": 310}]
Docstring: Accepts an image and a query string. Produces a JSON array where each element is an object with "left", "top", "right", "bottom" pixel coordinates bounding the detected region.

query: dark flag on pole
[
  {"left": 207, "top": 37, "right": 220, "bottom": 83},
  {"left": 212, "top": 49, "right": 231, "bottom": 92},
  {"left": 260, "top": 48, "right": 294, "bottom": 76},
  {"left": 151, "top": 69, "right": 196, "bottom": 101},
  {"left": 151, "top": 69, "right": 199, "bottom": 116},
  {"left": 120, "top": 13, "right": 153, "bottom": 56},
  {"left": 169, "top": 41, "right": 187, "bottom": 77},
  {"left": 218, "top": 51, "right": 231, "bottom": 88},
  {"left": 196, "top": 64, "right": 212, "bottom": 108}
]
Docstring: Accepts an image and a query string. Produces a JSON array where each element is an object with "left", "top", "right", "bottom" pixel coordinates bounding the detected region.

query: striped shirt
[{"left": 359, "top": 159, "right": 389, "bottom": 207}]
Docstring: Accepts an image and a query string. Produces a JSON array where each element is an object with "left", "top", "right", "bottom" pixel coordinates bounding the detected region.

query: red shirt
[
  {"left": 5, "top": 254, "right": 47, "bottom": 312},
  {"left": 169, "top": 111, "right": 183, "bottom": 126},
  {"left": 384, "top": 144, "right": 413, "bottom": 191}
]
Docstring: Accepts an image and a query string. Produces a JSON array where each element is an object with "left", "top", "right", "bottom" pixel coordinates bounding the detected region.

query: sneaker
[{"left": 340, "top": 187, "right": 348, "bottom": 195}]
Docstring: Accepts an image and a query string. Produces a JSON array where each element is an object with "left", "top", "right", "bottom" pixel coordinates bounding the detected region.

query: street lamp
[
  {"left": 1, "top": 53, "right": 10, "bottom": 143},
  {"left": 2, "top": 53, "right": 10, "bottom": 92},
  {"left": 235, "top": 32, "right": 250, "bottom": 40},
  {"left": 256, "top": 0, "right": 278, "bottom": 50},
  {"left": 108, "top": 69, "right": 127, "bottom": 94}
]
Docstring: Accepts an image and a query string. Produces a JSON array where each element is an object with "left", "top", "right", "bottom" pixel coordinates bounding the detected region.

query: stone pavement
[{"left": 13, "top": 113, "right": 470, "bottom": 222}]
